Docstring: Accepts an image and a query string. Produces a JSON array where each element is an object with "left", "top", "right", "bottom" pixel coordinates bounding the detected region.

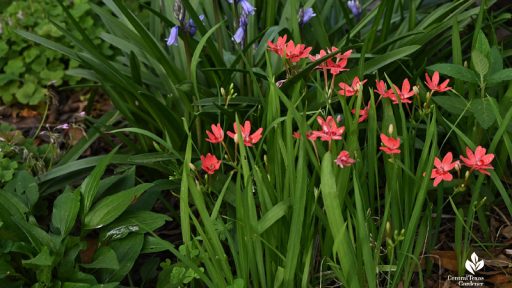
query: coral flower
[
  {"left": 267, "top": 35, "right": 288, "bottom": 56},
  {"left": 431, "top": 152, "right": 459, "bottom": 187},
  {"left": 338, "top": 76, "right": 367, "bottom": 96},
  {"left": 310, "top": 48, "right": 352, "bottom": 75},
  {"left": 351, "top": 103, "right": 370, "bottom": 123},
  {"left": 268, "top": 35, "right": 312, "bottom": 62},
  {"left": 375, "top": 80, "right": 391, "bottom": 98},
  {"left": 388, "top": 79, "right": 416, "bottom": 104},
  {"left": 310, "top": 116, "right": 345, "bottom": 141},
  {"left": 425, "top": 71, "right": 452, "bottom": 93},
  {"left": 335, "top": 150, "right": 356, "bottom": 168},
  {"left": 201, "top": 153, "right": 221, "bottom": 175},
  {"left": 460, "top": 146, "right": 494, "bottom": 175},
  {"left": 227, "top": 121, "right": 263, "bottom": 146},
  {"left": 379, "top": 133, "right": 400, "bottom": 155},
  {"left": 205, "top": 123, "right": 224, "bottom": 143},
  {"left": 284, "top": 40, "right": 312, "bottom": 62}
]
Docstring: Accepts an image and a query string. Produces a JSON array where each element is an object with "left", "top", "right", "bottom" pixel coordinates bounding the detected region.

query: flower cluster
[
  {"left": 431, "top": 146, "right": 494, "bottom": 187},
  {"left": 166, "top": 0, "right": 205, "bottom": 47},
  {"left": 200, "top": 121, "right": 263, "bottom": 174},
  {"left": 229, "top": 0, "right": 255, "bottom": 44}
]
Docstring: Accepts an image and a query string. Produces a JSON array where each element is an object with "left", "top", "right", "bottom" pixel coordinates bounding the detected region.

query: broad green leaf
[
  {"left": 471, "top": 51, "right": 489, "bottom": 76},
  {"left": 487, "top": 68, "right": 512, "bottom": 86},
  {"left": 474, "top": 30, "right": 490, "bottom": 57},
  {"left": 99, "top": 233, "right": 144, "bottom": 282},
  {"left": 81, "top": 246, "right": 119, "bottom": 270},
  {"left": 83, "top": 183, "right": 153, "bottom": 229},
  {"left": 471, "top": 98, "right": 496, "bottom": 129},
  {"left": 427, "top": 64, "right": 479, "bottom": 83},
  {"left": 101, "top": 211, "right": 171, "bottom": 241},
  {"left": 22, "top": 246, "right": 54, "bottom": 268},
  {"left": 81, "top": 147, "right": 119, "bottom": 217},
  {"left": 432, "top": 96, "right": 470, "bottom": 116},
  {"left": 51, "top": 191, "right": 80, "bottom": 236},
  {"left": 12, "top": 219, "right": 58, "bottom": 252}
]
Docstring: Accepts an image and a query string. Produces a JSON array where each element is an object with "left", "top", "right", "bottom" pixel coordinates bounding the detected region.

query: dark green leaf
[
  {"left": 81, "top": 246, "right": 119, "bottom": 270},
  {"left": 471, "top": 98, "right": 496, "bottom": 129},
  {"left": 427, "top": 64, "right": 479, "bottom": 83},
  {"left": 487, "top": 69, "right": 512, "bottom": 86},
  {"left": 432, "top": 96, "right": 470, "bottom": 116},
  {"left": 83, "top": 183, "right": 153, "bottom": 229},
  {"left": 51, "top": 191, "right": 80, "bottom": 236}
]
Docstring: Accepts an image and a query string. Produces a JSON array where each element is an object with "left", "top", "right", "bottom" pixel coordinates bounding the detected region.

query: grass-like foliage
[{"left": 7, "top": 0, "right": 512, "bottom": 286}]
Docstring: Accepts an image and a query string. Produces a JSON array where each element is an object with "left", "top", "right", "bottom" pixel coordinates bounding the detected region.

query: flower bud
[
  {"left": 188, "top": 162, "right": 196, "bottom": 171},
  {"left": 388, "top": 124, "right": 394, "bottom": 135},
  {"left": 173, "top": 0, "right": 186, "bottom": 23}
]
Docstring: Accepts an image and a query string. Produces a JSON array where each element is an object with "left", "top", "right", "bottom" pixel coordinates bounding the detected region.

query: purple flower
[
  {"left": 56, "top": 124, "right": 70, "bottom": 130},
  {"left": 347, "top": 0, "right": 362, "bottom": 19},
  {"left": 239, "top": 0, "right": 255, "bottom": 15},
  {"left": 185, "top": 15, "right": 205, "bottom": 36},
  {"left": 298, "top": 7, "right": 316, "bottom": 25},
  {"left": 227, "top": 0, "right": 255, "bottom": 15},
  {"left": 166, "top": 26, "right": 179, "bottom": 46},
  {"left": 232, "top": 13, "right": 248, "bottom": 44}
]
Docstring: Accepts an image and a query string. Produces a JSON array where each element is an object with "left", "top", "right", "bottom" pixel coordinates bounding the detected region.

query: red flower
[
  {"left": 310, "top": 48, "right": 352, "bottom": 75},
  {"left": 284, "top": 41, "right": 312, "bottom": 62},
  {"left": 379, "top": 133, "right": 400, "bottom": 154},
  {"left": 201, "top": 153, "right": 221, "bottom": 175},
  {"left": 338, "top": 76, "right": 367, "bottom": 97},
  {"left": 227, "top": 121, "right": 263, "bottom": 146},
  {"left": 335, "top": 150, "right": 356, "bottom": 168},
  {"left": 388, "top": 79, "right": 415, "bottom": 104},
  {"left": 460, "top": 146, "right": 494, "bottom": 175},
  {"left": 293, "top": 131, "right": 301, "bottom": 139},
  {"left": 351, "top": 103, "right": 370, "bottom": 123},
  {"left": 205, "top": 123, "right": 224, "bottom": 143},
  {"left": 425, "top": 71, "right": 451, "bottom": 93},
  {"left": 267, "top": 35, "right": 288, "bottom": 56},
  {"left": 310, "top": 116, "right": 345, "bottom": 141},
  {"left": 268, "top": 35, "right": 312, "bottom": 62},
  {"left": 375, "top": 80, "right": 391, "bottom": 98},
  {"left": 431, "top": 152, "right": 458, "bottom": 187}
]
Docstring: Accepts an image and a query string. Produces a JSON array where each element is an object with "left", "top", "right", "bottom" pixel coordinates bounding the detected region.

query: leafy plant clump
[{"left": 0, "top": 0, "right": 111, "bottom": 105}]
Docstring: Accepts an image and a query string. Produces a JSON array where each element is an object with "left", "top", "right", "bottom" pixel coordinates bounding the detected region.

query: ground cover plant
[{"left": 1, "top": 0, "right": 512, "bottom": 286}]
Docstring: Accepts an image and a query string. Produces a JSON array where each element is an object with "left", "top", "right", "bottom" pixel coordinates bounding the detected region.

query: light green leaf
[
  {"left": 474, "top": 30, "right": 490, "bottom": 57},
  {"left": 471, "top": 51, "right": 489, "bottom": 76},
  {"left": 4, "top": 58, "right": 25, "bottom": 76},
  {"left": 15, "top": 81, "right": 37, "bottom": 104}
]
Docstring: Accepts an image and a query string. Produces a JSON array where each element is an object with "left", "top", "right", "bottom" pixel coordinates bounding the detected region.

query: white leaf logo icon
[{"left": 465, "top": 252, "right": 484, "bottom": 275}]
